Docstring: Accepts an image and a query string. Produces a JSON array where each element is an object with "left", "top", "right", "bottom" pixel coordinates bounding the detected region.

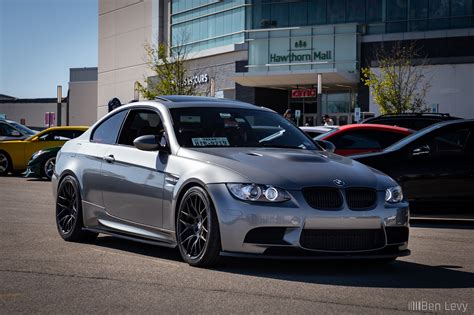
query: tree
[
  {"left": 361, "top": 41, "right": 431, "bottom": 114},
  {"left": 136, "top": 40, "right": 196, "bottom": 99}
]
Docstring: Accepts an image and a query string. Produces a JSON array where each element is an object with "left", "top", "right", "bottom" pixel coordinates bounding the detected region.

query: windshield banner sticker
[{"left": 191, "top": 137, "right": 230, "bottom": 147}]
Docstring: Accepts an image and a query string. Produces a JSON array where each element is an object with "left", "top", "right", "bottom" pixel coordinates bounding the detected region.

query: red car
[{"left": 315, "top": 124, "right": 413, "bottom": 156}]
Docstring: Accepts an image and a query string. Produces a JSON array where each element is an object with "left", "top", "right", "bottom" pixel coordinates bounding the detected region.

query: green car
[{"left": 24, "top": 147, "right": 60, "bottom": 180}]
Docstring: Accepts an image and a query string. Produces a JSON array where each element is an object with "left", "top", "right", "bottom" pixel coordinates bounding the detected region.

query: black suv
[{"left": 362, "top": 113, "right": 460, "bottom": 130}]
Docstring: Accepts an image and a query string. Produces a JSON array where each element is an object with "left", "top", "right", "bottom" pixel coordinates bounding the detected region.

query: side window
[
  {"left": 91, "top": 110, "right": 128, "bottom": 144},
  {"left": 118, "top": 109, "right": 163, "bottom": 146},
  {"left": 39, "top": 130, "right": 84, "bottom": 141},
  {"left": 412, "top": 127, "right": 470, "bottom": 157},
  {"left": 331, "top": 130, "right": 381, "bottom": 150},
  {"left": 0, "top": 123, "right": 21, "bottom": 137},
  {"left": 433, "top": 128, "right": 470, "bottom": 154}
]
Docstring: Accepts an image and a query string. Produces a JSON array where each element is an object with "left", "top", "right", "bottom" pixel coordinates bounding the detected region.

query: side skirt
[{"left": 84, "top": 227, "right": 177, "bottom": 248}]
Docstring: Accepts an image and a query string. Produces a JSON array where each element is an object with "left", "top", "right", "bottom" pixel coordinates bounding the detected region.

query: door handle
[{"left": 103, "top": 154, "right": 115, "bottom": 163}]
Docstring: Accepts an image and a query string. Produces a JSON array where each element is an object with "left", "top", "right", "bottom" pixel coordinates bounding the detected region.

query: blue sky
[{"left": 0, "top": 0, "right": 97, "bottom": 98}]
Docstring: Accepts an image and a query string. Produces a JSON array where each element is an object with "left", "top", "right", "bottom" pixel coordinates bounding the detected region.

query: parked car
[
  {"left": 0, "top": 126, "right": 88, "bottom": 176},
  {"left": 362, "top": 113, "right": 460, "bottom": 130},
  {"left": 300, "top": 125, "right": 337, "bottom": 138},
  {"left": 24, "top": 147, "right": 61, "bottom": 180},
  {"left": 0, "top": 119, "right": 37, "bottom": 141},
  {"left": 314, "top": 124, "right": 413, "bottom": 156},
  {"left": 52, "top": 96, "right": 410, "bottom": 267},
  {"left": 352, "top": 119, "right": 474, "bottom": 213}
]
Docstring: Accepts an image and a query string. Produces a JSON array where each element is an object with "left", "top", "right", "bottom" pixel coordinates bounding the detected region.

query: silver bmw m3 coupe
[{"left": 52, "top": 96, "right": 410, "bottom": 267}]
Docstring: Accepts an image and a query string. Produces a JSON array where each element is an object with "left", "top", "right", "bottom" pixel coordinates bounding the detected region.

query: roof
[
  {"left": 0, "top": 97, "right": 67, "bottom": 104},
  {"left": 40, "top": 126, "right": 89, "bottom": 132},
  {"left": 150, "top": 96, "right": 264, "bottom": 111},
  {"left": 337, "top": 123, "right": 413, "bottom": 134},
  {"left": 0, "top": 94, "right": 15, "bottom": 100}
]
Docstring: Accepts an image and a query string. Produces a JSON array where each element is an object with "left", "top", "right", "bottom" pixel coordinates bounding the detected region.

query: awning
[{"left": 232, "top": 69, "right": 358, "bottom": 88}]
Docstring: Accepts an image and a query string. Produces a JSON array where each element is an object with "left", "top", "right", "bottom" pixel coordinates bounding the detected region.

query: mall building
[{"left": 98, "top": 0, "right": 474, "bottom": 125}]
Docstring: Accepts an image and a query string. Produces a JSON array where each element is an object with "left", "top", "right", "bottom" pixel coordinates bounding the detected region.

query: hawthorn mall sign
[{"left": 247, "top": 24, "right": 359, "bottom": 73}]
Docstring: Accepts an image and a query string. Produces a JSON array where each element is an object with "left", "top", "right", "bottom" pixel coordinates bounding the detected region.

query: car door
[
  {"left": 81, "top": 109, "right": 129, "bottom": 207},
  {"left": 398, "top": 123, "right": 473, "bottom": 203},
  {"left": 100, "top": 108, "right": 166, "bottom": 228}
]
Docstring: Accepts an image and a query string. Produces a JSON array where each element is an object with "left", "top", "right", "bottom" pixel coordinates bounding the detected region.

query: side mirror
[
  {"left": 412, "top": 144, "right": 430, "bottom": 157},
  {"left": 316, "top": 140, "right": 336, "bottom": 153},
  {"left": 133, "top": 133, "right": 169, "bottom": 152}
]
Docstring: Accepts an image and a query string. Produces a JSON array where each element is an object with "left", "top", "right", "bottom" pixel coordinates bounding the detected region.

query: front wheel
[
  {"left": 56, "top": 175, "right": 97, "bottom": 242},
  {"left": 0, "top": 151, "right": 11, "bottom": 176},
  {"left": 176, "top": 186, "right": 221, "bottom": 267},
  {"left": 42, "top": 157, "right": 56, "bottom": 180}
]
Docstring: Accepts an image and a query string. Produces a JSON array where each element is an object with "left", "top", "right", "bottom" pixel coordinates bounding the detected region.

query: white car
[{"left": 300, "top": 126, "right": 338, "bottom": 138}]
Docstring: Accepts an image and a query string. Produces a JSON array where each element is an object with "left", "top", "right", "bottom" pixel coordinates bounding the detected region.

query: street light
[{"left": 316, "top": 74, "right": 322, "bottom": 126}]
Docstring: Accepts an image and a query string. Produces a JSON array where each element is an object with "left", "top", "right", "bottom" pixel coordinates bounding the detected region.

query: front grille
[
  {"left": 303, "top": 188, "right": 343, "bottom": 210},
  {"left": 300, "top": 229, "right": 386, "bottom": 251},
  {"left": 345, "top": 188, "right": 377, "bottom": 210}
]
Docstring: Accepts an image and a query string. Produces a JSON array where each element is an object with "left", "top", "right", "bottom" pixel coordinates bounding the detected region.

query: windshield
[
  {"left": 9, "top": 122, "right": 37, "bottom": 135},
  {"left": 170, "top": 107, "right": 318, "bottom": 150}
]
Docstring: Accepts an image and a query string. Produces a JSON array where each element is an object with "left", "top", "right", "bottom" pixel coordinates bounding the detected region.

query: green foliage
[
  {"left": 361, "top": 42, "right": 431, "bottom": 114},
  {"left": 136, "top": 43, "right": 196, "bottom": 99}
]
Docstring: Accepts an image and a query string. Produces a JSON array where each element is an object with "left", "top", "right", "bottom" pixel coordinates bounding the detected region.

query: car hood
[{"left": 178, "top": 147, "right": 395, "bottom": 190}]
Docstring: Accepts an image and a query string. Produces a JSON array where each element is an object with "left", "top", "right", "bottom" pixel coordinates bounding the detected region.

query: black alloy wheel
[
  {"left": 176, "top": 186, "right": 221, "bottom": 267},
  {"left": 43, "top": 157, "right": 56, "bottom": 180},
  {"left": 56, "top": 175, "right": 97, "bottom": 242}
]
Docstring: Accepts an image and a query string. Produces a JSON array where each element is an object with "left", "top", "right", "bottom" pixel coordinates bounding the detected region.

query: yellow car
[{"left": 0, "top": 126, "right": 88, "bottom": 176}]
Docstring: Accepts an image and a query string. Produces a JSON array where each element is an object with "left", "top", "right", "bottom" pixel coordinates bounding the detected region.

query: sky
[{"left": 0, "top": 0, "right": 98, "bottom": 98}]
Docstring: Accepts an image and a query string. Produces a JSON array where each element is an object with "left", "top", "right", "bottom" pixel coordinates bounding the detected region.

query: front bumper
[
  {"left": 207, "top": 184, "right": 409, "bottom": 258},
  {"left": 24, "top": 161, "right": 41, "bottom": 178}
]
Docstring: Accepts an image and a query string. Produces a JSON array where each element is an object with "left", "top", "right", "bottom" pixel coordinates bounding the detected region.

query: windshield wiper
[{"left": 259, "top": 129, "right": 285, "bottom": 143}]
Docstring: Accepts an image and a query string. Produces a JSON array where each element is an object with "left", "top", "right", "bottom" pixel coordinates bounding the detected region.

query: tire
[
  {"left": 176, "top": 186, "right": 222, "bottom": 267},
  {"left": 42, "top": 157, "right": 56, "bottom": 180},
  {"left": 0, "top": 151, "right": 11, "bottom": 176},
  {"left": 56, "top": 175, "right": 98, "bottom": 242}
]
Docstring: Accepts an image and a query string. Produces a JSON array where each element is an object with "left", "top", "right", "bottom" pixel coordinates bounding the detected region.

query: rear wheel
[
  {"left": 56, "top": 175, "right": 97, "bottom": 242},
  {"left": 0, "top": 151, "right": 11, "bottom": 176},
  {"left": 42, "top": 157, "right": 56, "bottom": 180},
  {"left": 176, "top": 186, "right": 221, "bottom": 267}
]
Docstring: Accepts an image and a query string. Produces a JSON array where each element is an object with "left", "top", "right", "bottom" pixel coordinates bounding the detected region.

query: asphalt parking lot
[{"left": 0, "top": 176, "right": 473, "bottom": 314}]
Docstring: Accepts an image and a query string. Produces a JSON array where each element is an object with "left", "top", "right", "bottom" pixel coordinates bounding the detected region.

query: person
[
  {"left": 323, "top": 114, "right": 334, "bottom": 126},
  {"left": 283, "top": 109, "right": 294, "bottom": 123}
]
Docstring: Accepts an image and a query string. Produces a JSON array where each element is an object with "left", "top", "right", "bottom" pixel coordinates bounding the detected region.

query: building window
[
  {"left": 327, "top": 0, "right": 346, "bottom": 23},
  {"left": 308, "top": 0, "right": 327, "bottom": 25},
  {"left": 347, "top": 0, "right": 366, "bottom": 22}
]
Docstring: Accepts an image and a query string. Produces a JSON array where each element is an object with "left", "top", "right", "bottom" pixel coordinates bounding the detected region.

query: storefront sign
[
  {"left": 291, "top": 89, "right": 316, "bottom": 98},
  {"left": 184, "top": 74, "right": 209, "bottom": 86},
  {"left": 247, "top": 24, "right": 359, "bottom": 72},
  {"left": 270, "top": 51, "right": 332, "bottom": 63}
]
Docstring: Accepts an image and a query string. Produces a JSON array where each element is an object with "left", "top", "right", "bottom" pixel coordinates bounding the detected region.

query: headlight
[
  {"left": 31, "top": 150, "right": 44, "bottom": 160},
  {"left": 385, "top": 185, "right": 403, "bottom": 203},
  {"left": 226, "top": 183, "right": 291, "bottom": 202}
]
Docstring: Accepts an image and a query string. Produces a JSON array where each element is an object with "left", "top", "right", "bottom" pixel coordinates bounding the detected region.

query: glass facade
[
  {"left": 171, "top": 0, "right": 246, "bottom": 52},
  {"left": 249, "top": 0, "right": 474, "bottom": 34}
]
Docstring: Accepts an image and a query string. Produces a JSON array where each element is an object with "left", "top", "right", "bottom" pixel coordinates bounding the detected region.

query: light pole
[
  {"left": 57, "top": 85, "right": 62, "bottom": 126},
  {"left": 316, "top": 74, "right": 323, "bottom": 126},
  {"left": 134, "top": 81, "right": 140, "bottom": 101}
]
